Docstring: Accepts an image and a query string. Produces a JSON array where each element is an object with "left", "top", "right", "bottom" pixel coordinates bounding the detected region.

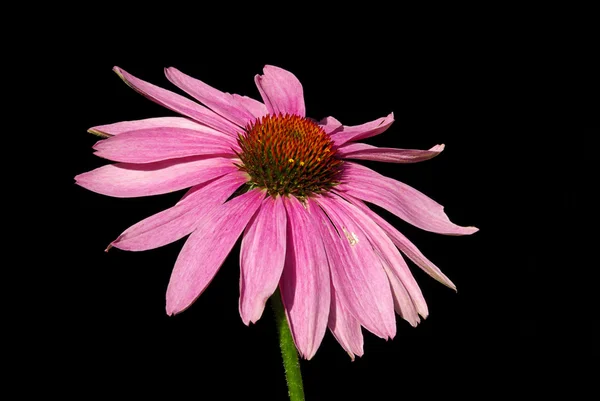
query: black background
[{"left": 41, "top": 6, "right": 591, "bottom": 400}]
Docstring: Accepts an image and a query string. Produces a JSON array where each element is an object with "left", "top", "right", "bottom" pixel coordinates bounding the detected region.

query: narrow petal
[
  {"left": 345, "top": 194, "right": 457, "bottom": 290},
  {"left": 336, "top": 162, "right": 479, "bottom": 235},
  {"left": 239, "top": 196, "right": 287, "bottom": 325},
  {"left": 166, "top": 189, "right": 265, "bottom": 315},
  {"left": 88, "top": 116, "right": 209, "bottom": 137},
  {"left": 75, "top": 156, "right": 237, "bottom": 198},
  {"left": 382, "top": 265, "right": 421, "bottom": 327},
  {"left": 93, "top": 127, "right": 236, "bottom": 163},
  {"left": 280, "top": 197, "right": 330, "bottom": 360},
  {"left": 326, "top": 195, "right": 429, "bottom": 321},
  {"left": 316, "top": 196, "right": 397, "bottom": 339},
  {"left": 318, "top": 116, "right": 343, "bottom": 134},
  {"left": 111, "top": 171, "right": 248, "bottom": 251},
  {"left": 254, "top": 65, "right": 306, "bottom": 117},
  {"left": 232, "top": 94, "right": 268, "bottom": 119},
  {"left": 328, "top": 290, "right": 364, "bottom": 361},
  {"left": 113, "top": 67, "right": 241, "bottom": 137},
  {"left": 338, "top": 143, "right": 445, "bottom": 163},
  {"left": 165, "top": 67, "right": 255, "bottom": 127},
  {"left": 330, "top": 113, "right": 395, "bottom": 147}
]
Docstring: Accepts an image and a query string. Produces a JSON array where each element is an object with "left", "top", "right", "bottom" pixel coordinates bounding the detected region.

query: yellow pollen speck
[
  {"left": 299, "top": 161, "right": 305, "bottom": 166},
  {"left": 316, "top": 157, "right": 321, "bottom": 162},
  {"left": 288, "top": 158, "right": 295, "bottom": 163},
  {"left": 342, "top": 228, "right": 359, "bottom": 246}
]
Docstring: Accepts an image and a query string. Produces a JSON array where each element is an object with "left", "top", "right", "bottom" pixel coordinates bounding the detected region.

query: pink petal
[
  {"left": 166, "top": 189, "right": 266, "bottom": 315},
  {"left": 328, "top": 291, "right": 364, "bottom": 361},
  {"left": 75, "top": 156, "right": 237, "bottom": 198},
  {"left": 165, "top": 67, "right": 256, "bottom": 128},
  {"left": 316, "top": 196, "right": 396, "bottom": 339},
  {"left": 382, "top": 265, "right": 421, "bottom": 327},
  {"left": 325, "top": 195, "right": 429, "bottom": 322},
  {"left": 338, "top": 143, "right": 445, "bottom": 163},
  {"left": 330, "top": 113, "right": 395, "bottom": 147},
  {"left": 111, "top": 171, "right": 248, "bottom": 251},
  {"left": 280, "top": 197, "right": 330, "bottom": 360},
  {"left": 239, "top": 196, "right": 287, "bottom": 325},
  {"left": 113, "top": 67, "right": 241, "bottom": 137},
  {"left": 345, "top": 194, "right": 456, "bottom": 290},
  {"left": 318, "top": 116, "right": 343, "bottom": 134},
  {"left": 254, "top": 65, "right": 306, "bottom": 117},
  {"left": 336, "top": 162, "right": 479, "bottom": 235},
  {"left": 88, "top": 116, "right": 210, "bottom": 137},
  {"left": 93, "top": 127, "right": 237, "bottom": 163},
  {"left": 233, "top": 94, "right": 268, "bottom": 119}
]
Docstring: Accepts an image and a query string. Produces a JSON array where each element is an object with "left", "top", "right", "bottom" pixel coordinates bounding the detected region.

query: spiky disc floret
[{"left": 236, "top": 114, "right": 343, "bottom": 198}]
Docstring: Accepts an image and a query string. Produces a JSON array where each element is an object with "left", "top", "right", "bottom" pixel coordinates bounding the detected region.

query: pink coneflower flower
[{"left": 75, "top": 65, "right": 477, "bottom": 360}]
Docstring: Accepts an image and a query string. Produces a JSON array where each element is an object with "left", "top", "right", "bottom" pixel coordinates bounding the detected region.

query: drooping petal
[
  {"left": 111, "top": 171, "right": 248, "bottom": 251},
  {"left": 338, "top": 143, "right": 445, "bottom": 163},
  {"left": 254, "top": 65, "right": 306, "bottom": 117},
  {"left": 344, "top": 194, "right": 456, "bottom": 290},
  {"left": 239, "top": 196, "right": 287, "bottom": 325},
  {"left": 88, "top": 116, "right": 210, "bottom": 137},
  {"left": 75, "top": 156, "right": 237, "bottom": 198},
  {"left": 326, "top": 196, "right": 429, "bottom": 320},
  {"left": 316, "top": 196, "right": 396, "bottom": 339},
  {"left": 165, "top": 67, "right": 256, "bottom": 128},
  {"left": 93, "top": 127, "right": 237, "bottom": 163},
  {"left": 113, "top": 67, "right": 241, "bottom": 137},
  {"left": 328, "top": 290, "right": 364, "bottom": 361},
  {"left": 166, "top": 189, "right": 266, "bottom": 315},
  {"left": 336, "top": 162, "right": 479, "bottom": 235},
  {"left": 382, "top": 265, "right": 421, "bottom": 327},
  {"left": 318, "top": 116, "right": 343, "bottom": 134},
  {"left": 330, "top": 113, "right": 395, "bottom": 147},
  {"left": 232, "top": 94, "right": 268, "bottom": 119},
  {"left": 280, "top": 197, "right": 330, "bottom": 360}
]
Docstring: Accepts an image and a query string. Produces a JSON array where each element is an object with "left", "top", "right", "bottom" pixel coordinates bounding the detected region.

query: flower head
[{"left": 76, "top": 65, "right": 477, "bottom": 360}]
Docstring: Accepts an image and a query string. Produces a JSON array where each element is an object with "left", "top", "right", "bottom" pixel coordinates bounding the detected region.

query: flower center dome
[{"left": 237, "top": 114, "right": 343, "bottom": 198}]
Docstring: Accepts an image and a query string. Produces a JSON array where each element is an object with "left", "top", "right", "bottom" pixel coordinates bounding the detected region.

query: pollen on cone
[{"left": 237, "top": 114, "right": 343, "bottom": 198}]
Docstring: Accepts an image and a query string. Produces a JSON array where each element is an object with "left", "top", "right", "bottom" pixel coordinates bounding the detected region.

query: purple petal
[
  {"left": 338, "top": 143, "right": 445, "bottom": 163},
  {"left": 280, "top": 197, "right": 330, "bottom": 360},
  {"left": 330, "top": 113, "right": 394, "bottom": 147},
  {"left": 113, "top": 67, "right": 241, "bottom": 137},
  {"left": 316, "top": 196, "right": 396, "bottom": 339},
  {"left": 166, "top": 189, "right": 266, "bottom": 315},
  {"left": 325, "top": 195, "right": 429, "bottom": 322},
  {"left": 111, "top": 171, "right": 248, "bottom": 251},
  {"left": 239, "top": 196, "right": 287, "bottom": 325},
  {"left": 75, "top": 156, "right": 237, "bottom": 198},
  {"left": 344, "top": 194, "right": 456, "bottom": 290},
  {"left": 165, "top": 67, "right": 256, "bottom": 128},
  {"left": 318, "top": 116, "right": 343, "bottom": 134},
  {"left": 328, "top": 290, "right": 364, "bottom": 361},
  {"left": 336, "top": 162, "right": 479, "bottom": 235},
  {"left": 254, "top": 65, "right": 306, "bottom": 117},
  {"left": 93, "top": 127, "right": 237, "bottom": 163},
  {"left": 88, "top": 117, "right": 210, "bottom": 137}
]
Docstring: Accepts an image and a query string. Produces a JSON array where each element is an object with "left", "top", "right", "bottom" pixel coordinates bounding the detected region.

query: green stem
[{"left": 270, "top": 288, "right": 305, "bottom": 401}]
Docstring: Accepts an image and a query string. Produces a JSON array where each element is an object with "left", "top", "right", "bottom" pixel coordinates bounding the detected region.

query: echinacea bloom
[{"left": 76, "top": 65, "right": 477, "bottom": 360}]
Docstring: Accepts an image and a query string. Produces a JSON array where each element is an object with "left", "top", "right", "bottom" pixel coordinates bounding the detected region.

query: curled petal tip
[
  {"left": 467, "top": 226, "right": 479, "bottom": 234},
  {"left": 104, "top": 243, "right": 113, "bottom": 253},
  {"left": 87, "top": 128, "right": 110, "bottom": 138}
]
